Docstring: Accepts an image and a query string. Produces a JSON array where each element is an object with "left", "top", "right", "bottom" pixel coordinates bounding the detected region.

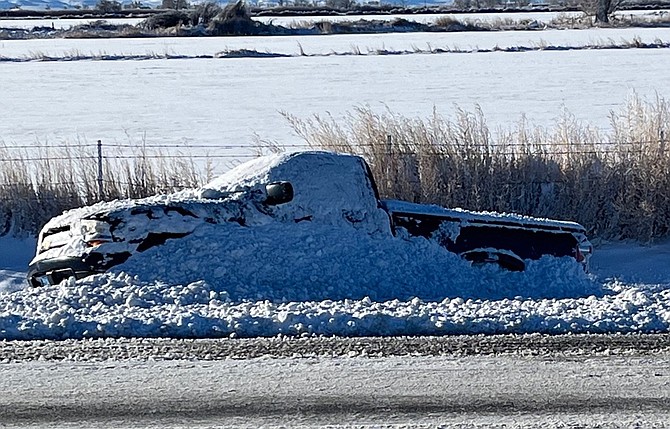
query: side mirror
[{"left": 265, "top": 182, "right": 294, "bottom": 205}]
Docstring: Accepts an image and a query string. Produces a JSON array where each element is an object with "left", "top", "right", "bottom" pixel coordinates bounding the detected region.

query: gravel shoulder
[{"left": 2, "top": 333, "right": 670, "bottom": 362}]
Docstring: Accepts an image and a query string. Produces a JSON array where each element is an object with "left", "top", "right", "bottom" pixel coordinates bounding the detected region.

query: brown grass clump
[
  {"left": 281, "top": 94, "right": 670, "bottom": 242},
  {"left": 208, "top": 0, "right": 268, "bottom": 36}
]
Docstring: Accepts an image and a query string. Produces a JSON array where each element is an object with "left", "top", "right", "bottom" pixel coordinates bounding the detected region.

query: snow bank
[
  {"left": 5, "top": 220, "right": 668, "bottom": 341},
  {"left": 114, "top": 222, "right": 597, "bottom": 303},
  {"left": 0, "top": 271, "right": 668, "bottom": 340}
]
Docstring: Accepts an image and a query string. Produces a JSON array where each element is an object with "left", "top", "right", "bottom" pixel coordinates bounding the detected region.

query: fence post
[
  {"left": 97, "top": 139, "right": 103, "bottom": 201},
  {"left": 386, "top": 134, "right": 393, "bottom": 195}
]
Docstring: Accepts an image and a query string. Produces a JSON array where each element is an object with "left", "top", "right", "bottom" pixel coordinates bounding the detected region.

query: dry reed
[
  {"left": 3, "top": 96, "right": 669, "bottom": 242},
  {"left": 0, "top": 141, "right": 209, "bottom": 236},
  {"left": 281, "top": 94, "right": 670, "bottom": 242}
]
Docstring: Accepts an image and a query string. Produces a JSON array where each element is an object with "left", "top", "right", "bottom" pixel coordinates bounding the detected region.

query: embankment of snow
[
  {"left": 0, "top": 272, "right": 667, "bottom": 340},
  {"left": 115, "top": 222, "right": 599, "bottom": 303},
  {"left": 1, "top": 232, "right": 669, "bottom": 341}
]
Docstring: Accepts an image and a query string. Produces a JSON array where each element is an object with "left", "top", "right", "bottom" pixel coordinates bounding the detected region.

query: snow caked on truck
[{"left": 28, "top": 151, "right": 592, "bottom": 286}]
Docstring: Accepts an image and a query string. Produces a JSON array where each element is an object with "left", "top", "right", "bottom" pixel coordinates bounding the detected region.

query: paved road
[
  {"left": 0, "top": 336, "right": 670, "bottom": 428},
  {"left": 1, "top": 352, "right": 670, "bottom": 428}
]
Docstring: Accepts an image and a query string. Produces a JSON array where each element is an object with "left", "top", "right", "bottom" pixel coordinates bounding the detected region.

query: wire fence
[
  {"left": 1, "top": 138, "right": 667, "bottom": 153},
  {"left": 3, "top": 95, "right": 668, "bottom": 240},
  {"left": 2, "top": 136, "right": 668, "bottom": 188}
]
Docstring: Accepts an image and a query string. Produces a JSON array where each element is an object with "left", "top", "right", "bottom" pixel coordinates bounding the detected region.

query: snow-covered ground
[
  {"left": 3, "top": 26, "right": 670, "bottom": 58},
  {"left": 0, "top": 235, "right": 35, "bottom": 292},
  {"left": 0, "top": 12, "right": 586, "bottom": 30},
  {"left": 253, "top": 9, "right": 670, "bottom": 26},
  {"left": 2, "top": 38, "right": 669, "bottom": 174},
  {"left": 1, "top": 216, "right": 670, "bottom": 340}
]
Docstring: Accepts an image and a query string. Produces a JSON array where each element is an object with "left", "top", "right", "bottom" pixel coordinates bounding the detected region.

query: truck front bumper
[{"left": 27, "top": 256, "right": 102, "bottom": 287}]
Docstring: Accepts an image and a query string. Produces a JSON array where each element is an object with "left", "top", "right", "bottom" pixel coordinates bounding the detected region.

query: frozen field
[
  {"left": 3, "top": 26, "right": 670, "bottom": 57},
  {"left": 0, "top": 13, "right": 577, "bottom": 30},
  {"left": 2, "top": 31, "right": 670, "bottom": 171},
  {"left": 254, "top": 9, "right": 670, "bottom": 26},
  {"left": 0, "top": 17, "right": 143, "bottom": 29}
]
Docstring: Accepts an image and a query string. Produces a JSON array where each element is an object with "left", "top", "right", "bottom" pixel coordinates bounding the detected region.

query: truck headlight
[{"left": 79, "top": 219, "right": 113, "bottom": 247}]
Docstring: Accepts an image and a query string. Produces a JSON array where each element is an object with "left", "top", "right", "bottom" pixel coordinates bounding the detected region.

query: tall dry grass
[
  {"left": 282, "top": 94, "right": 670, "bottom": 242},
  {"left": 3, "top": 96, "right": 669, "bottom": 242},
  {"left": 0, "top": 141, "right": 210, "bottom": 236}
]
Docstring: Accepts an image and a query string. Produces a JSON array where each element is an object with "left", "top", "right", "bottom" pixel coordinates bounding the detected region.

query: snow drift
[{"left": 2, "top": 226, "right": 670, "bottom": 340}]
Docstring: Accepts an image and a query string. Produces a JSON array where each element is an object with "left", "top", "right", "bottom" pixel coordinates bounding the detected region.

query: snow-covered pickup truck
[{"left": 28, "top": 151, "right": 592, "bottom": 286}]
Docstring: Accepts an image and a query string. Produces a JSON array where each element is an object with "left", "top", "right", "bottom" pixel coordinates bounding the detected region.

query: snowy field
[
  {"left": 0, "top": 13, "right": 579, "bottom": 30},
  {"left": 2, "top": 29, "right": 670, "bottom": 173},
  {"left": 0, "top": 12, "right": 612, "bottom": 30},
  {"left": 253, "top": 9, "right": 670, "bottom": 26},
  {"left": 3, "top": 26, "right": 670, "bottom": 58}
]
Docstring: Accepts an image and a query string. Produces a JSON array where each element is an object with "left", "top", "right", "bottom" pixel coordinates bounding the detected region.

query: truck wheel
[{"left": 461, "top": 250, "right": 525, "bottom": 272}]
